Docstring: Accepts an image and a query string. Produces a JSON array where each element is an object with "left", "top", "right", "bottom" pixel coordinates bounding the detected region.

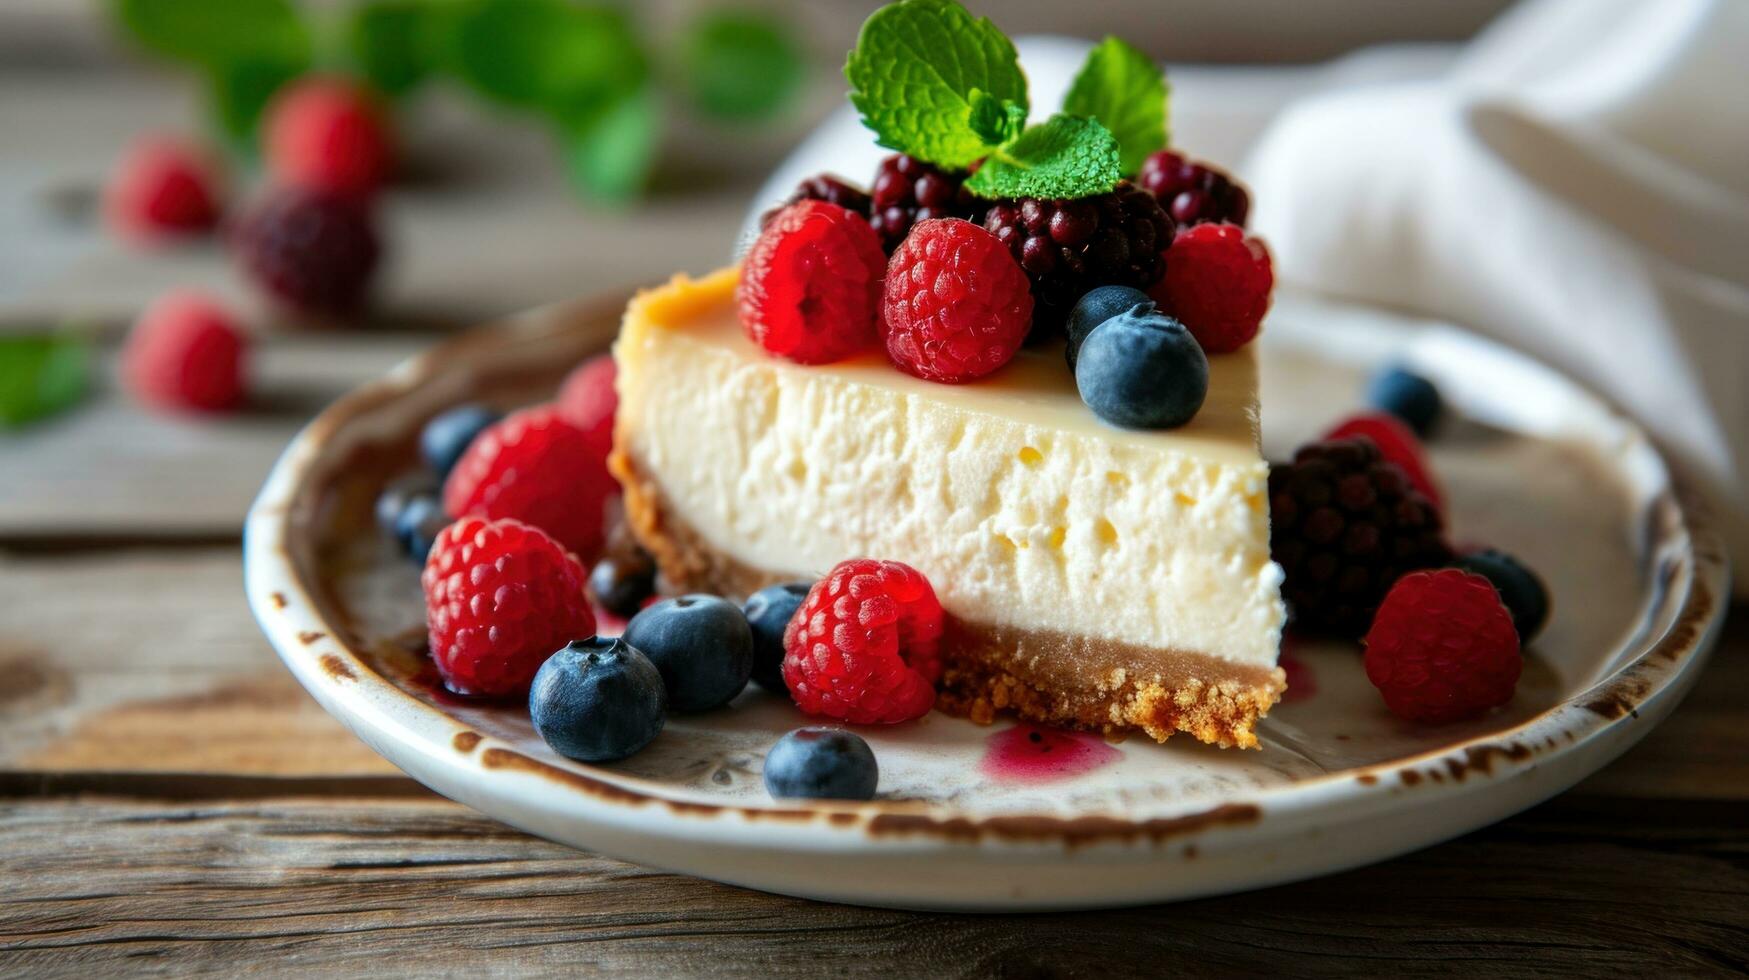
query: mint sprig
[
  {"left": 965, "top": 114, "right": 1122, "bottom": 200},
  {"left": 108, "top": 0, "right": 803, "bottom": 202},
  {"left": 1062, "top": 37, "right": 1167, "bottom": 175},
  {"left": 111, "top": 0, "right": 311, "bottom": 147},
  {"left": 845, "top": 0, "right": 1028, "bottom": 170},
  {"left": 844, "top": 0, "right": 1168, "bottom": 200}
]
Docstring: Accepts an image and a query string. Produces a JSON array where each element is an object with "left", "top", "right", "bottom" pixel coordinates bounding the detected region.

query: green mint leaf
[
  {"left": 559, "top": 89, "right": 659, "bottom": 203},
  {"left": 205, "top": 58, "right": 306, "bottom": 149},
  {"left": 967, "top": 89, "right": 1026, "bottom": 147},
  {"left": 344, "top": 0, "right": 454, "bottom": 98},
  {"left": 110, "top": 0, "right": 310, "bottom": 69},
  {"left": 965, "top": 114, "right": 1122, "bottom": 200},
  {"left": 0, "top": 334, "right": 89, "bottom": 429},
  {"left": 447, "top": 0, "right": 647, "bottom": 112},
  {"left": 844, "top": 0, "right": 1027, "bottom": 169},
  {"left": 680, "top": 10, "right": 804, "bottom": 121},
  {"left": 1061, "top": 36, "right": 1167, "bottom": 175}
]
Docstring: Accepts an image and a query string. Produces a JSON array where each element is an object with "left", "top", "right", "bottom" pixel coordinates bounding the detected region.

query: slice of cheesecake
[{"left": 611, "top": 267, "right": 1287, "bottom": 748}]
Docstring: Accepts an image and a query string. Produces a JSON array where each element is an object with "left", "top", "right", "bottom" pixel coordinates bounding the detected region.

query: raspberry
[
  {"left": 556, "top": 353, "right": 617, "bottom": 451},
  {"left": 422, "top": 517, "right": 595, "bottom": 696},
  {"left": 782, "top": 558, "right": 944, "bottom": 724},
  {"left": 264, "top": 76, "right": 394, "bottom": 199},
  {"left": 982, "top": 181, "right": 1172, "bottom": 336},
  {"left": 1137, "top": 150, "right": 1250, "bottom": 228},
  {"left": 443, "top": 404, "right": 614, "bottom": 563},
  {"left": 1364, "top": 569, "right": 1521, "bottom": 723},
  {"left": 232, "top": 187, "right": 381, "bottom": 317},
  {"left": 1325, "top": 412, "right": 1444, "bottom": 512},
  {"left": 869, "top": 154, "right": 982, "bottom": 252},
  {"left": 105, "top": 136, "right": 223, "bottom": 245},
  {"left": 1269, "top": 438, "right": 1451, "bottom": 638},
  {"left": 737, "top": 200, "right": 886, "bottom": 364},
  {"left": 1150, "top": 223, "right": 1272, "bottom": 353},
  {"left": 760, "top": 173, "right": 873, "bottom": 229},
  {"left": 880, "top": 218, "right": 1033, "bottom": 383},
  {"left": 121, "top": 290, "right": 248, "bottom": 413}
]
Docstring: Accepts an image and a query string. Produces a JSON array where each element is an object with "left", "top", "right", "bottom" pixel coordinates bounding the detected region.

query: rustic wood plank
[
  {"left": 0, "top": 547, "right": 396, "bottom": 776},
  {"left": 0, "top": 793, "right": 1741, "bottom": 976},
  {"left": 0, "top": 335, "right": 429, "bottom": 539}
]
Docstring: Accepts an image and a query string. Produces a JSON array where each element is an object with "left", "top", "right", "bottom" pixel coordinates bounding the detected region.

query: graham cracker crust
[{"left": 610, "top": 444, "right": 1286, "bottom": 749}]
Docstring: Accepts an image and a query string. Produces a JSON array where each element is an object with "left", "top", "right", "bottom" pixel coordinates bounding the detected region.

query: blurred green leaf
[
  {"left": 679, "top": 10, "right": 802, "bottom": 121},
  {"left": 559, "top": 88, "right": 658, "bottom": 202},
  {"left": 205, "top": 58, "right": 307, "bottom": 149},
  {"left": 110, "top": 0, "right": 311, "bottom": 68},
  {"left": 0, "top": 335, "right": 90, "bottom": 429},
  {"left": 344, "top": 0, "right": 459, "bottom": 98},
  {"left": 448, "top": 0, "right": 647, "bottom": 112}
]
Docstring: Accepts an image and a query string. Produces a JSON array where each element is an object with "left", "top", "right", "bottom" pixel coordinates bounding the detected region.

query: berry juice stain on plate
[
  {"left": 1278, "top": 633, "right": 1317, "bottom": 703},
  {"left": 980, "top": 724, "right": 1120, "bottom": 784}
]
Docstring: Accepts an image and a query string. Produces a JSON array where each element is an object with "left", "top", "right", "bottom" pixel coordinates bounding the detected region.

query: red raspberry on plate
[
  {"left": 782, "top": 558, "right": 944, "bottom": 725},
  {"left": 1325, "top": 412, "right": 1444, "bottom": 511},
  {"left": 737, "top": 200, "right": 886, "bottom": 364},
  {"left": 105, "top": 135, "right": 223, "bottom": 245},
  {"left": 1150, "top": 223, "right": 1272, "bottom": 353},
  {"left": 443, "top": 404, "right": 614, "bottom": 563},
  {"left": 121, "top": 290, "right": 248, "bottom": 413},
  {"left": 881, "top": 218, "right": 1033, "bottom": 383},
  {"left": 557, "top": 353, "right": 617, "bottom": 451},
  {"left": 265, "top": 76, "right": 394, "bottom": 199},
  {"left": 1364, "top": 569, "right": 1521, "bottom": 724},
  {"left": 232, "top": 187, "right": 381, "bottom": 318},
  {"left": 422, "top": 516, "right": 595, "bottom": 696}
]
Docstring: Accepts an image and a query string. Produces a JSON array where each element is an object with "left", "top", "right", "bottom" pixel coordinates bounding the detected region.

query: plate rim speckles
[{"left": 244, "top": 288, "right": 1729, "bottom": 911}]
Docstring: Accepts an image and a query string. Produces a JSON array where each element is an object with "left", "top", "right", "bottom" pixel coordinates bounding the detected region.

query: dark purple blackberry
[
  {"left": 1138, "top": 150, "right": 1250, "bottom": 229},
  {"left": 233, "top": 188, "right": 380, "bottom": 317},
  {"left": 981, "top": 181, "right": 1173, "bottom": 337},
  {"left": 1269, "top": 438, "right": 1452, "bottom": 639},
  {"left": 869, "top": 154, "right": 981, "bottom": 252},
  {"left": 760, "top": 174, "right": 873, "bottom": 229}
]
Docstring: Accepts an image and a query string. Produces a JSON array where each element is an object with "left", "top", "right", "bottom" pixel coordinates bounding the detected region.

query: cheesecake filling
[{"left": 612, "top": 269, "right": 1287, "bottom": 746}]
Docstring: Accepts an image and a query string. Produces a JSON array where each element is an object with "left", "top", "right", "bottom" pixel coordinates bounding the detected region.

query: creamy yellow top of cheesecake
[{"left": 630, "top": 267, "right": 1263, "bottom": 466}]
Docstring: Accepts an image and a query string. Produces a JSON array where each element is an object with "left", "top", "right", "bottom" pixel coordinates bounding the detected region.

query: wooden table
[{"left": 4, "top": 23, "right": 1746, "bottom": 978}]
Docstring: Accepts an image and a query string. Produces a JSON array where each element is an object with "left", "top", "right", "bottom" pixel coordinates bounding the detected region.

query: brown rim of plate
[{"left": 249, "top": 288, "right": 1732, "bottom": 845}]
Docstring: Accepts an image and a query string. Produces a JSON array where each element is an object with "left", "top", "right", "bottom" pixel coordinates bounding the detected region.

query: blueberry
[
  {"left": 1452, "top": 549, "right": 1550, "bottom": 643},
  {"left": 1066, "top": 285, "right": 1155, "bottom": 370},
  {"left": 622, "top": 595, "right": 753, "bottom": 711},
  {"left": 589, "top": 549, "right": 657, "bottom": 618},
  {"left": 530, "top": 637, "right": 667, "bottom": 762},
  {"left": 421, "top": 404, "right": 501, "bottom": 478},
  {"left": 376, "top": 472, "right": 437, "bottom": 539},
  {"left": 394, "top": 492, "right": 449, "bottom": 562},
  {"left": 763, "top": 727, "right": 878, "bottom": 801},
  {"left": 742, "top": 582, "right": 812, "bottom": 693},
  {"left": 1367, "top": 365, "right": 1443, "bottom": 437},
  {"left": 1074, "top": 310, "right": 1208, "bottom": 429}
]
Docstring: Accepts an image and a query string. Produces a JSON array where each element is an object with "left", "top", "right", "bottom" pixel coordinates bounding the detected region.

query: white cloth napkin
[{"left": 1246, "top": 0, "right": 1749, "bottom": 583}]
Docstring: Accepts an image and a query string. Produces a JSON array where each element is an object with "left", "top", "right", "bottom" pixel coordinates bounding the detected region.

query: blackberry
[
  {"left": 1138, "top": 150, "right": 1250, "bottom": 229},
  {"left": 1269, "top": 438, "right": 1451, "bottom": 638},
  {"left": 982, "top": 181, "right": 1173, "bottom": 337},
  {"left": 869, "top": 154, "right": 981, "bottom": 252},
  {"left": 233, "top": 187, "right": 381, "bottom": 317},
  {"left": 759, "top": 173, "right": 872, "bottom": 229}
]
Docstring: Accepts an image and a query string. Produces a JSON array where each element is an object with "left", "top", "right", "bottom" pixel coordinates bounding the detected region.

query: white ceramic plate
[{"left": 244, "top": 289, "right": 1727, "bottom": 911}]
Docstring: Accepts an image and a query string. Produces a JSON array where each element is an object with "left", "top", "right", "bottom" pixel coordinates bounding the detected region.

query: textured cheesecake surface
[{"left": 611, "top": 268, "right": 1286, "bottom": 747}]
